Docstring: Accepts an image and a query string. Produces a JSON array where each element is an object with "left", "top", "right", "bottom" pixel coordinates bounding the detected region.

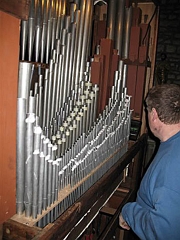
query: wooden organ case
[{"left": 0, "top": 0, "right": 158, "bottom": 239}]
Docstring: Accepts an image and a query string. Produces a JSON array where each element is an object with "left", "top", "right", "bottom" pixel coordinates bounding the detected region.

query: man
[{"left": 119, "top": 84, "right": 180, "bottom": 239}]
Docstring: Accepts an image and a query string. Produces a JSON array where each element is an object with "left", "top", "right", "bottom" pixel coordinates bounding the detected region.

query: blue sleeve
[{"left": 122, "top": 186, "right": 180, "bottom": 240}]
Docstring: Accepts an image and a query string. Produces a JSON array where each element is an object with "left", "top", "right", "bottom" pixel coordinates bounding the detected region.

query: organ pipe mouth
[{"left": 94, "top": 0, "right": 107, "bottom": 5}]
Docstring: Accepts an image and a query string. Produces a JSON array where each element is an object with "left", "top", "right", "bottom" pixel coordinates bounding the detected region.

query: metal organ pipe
[
  {"left": 38, "top": 151, "right": 45, "bottom": 215},
  {"left": 106, "top": 0, "right": 117, "bottom": 40},
  {"left": 18, "top": 62, "right": 33, "bottom": 101},
  {"left": 122, "top": 6, "right": 132, "bottom": 59},
  {"left": 41, "top": 0, "right": 49, "bottom": 63},
  {"left": 20, "top": 20, "right": 28, "bottom": 61},
  {"left": 24, "top": 113, "right": 36, "bottom": 217},
  {"left": 74, "top": 0, "right": 86, "bottom": 87},
  {"left": 45, "top": 0, "right": 53, "bottom": 64},
  {"left": 79, "top": 0, "right": 93, "bottom": 78},
  {"left": 114, "top": 0, "right": 125, "bottom": 57},
  {"left": 16, "top": 98, "right": 26, "bottom": 214},
  {"left": 51, "top": 5, "right": 58, "bottom": 54},
  {"left": 34, "top": 0, "right": 42, "bottom": 62},
  {"left": 71, "top": 10, "right": 81, "bottom": 90},
  {"left": 68, "top": 22, "right": 77, "bottom": 94},
  {"left": 28, "top": 0, "right": 36, "bottom": 61}
]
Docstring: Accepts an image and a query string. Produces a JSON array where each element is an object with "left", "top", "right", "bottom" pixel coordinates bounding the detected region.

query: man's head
[{"left": 146, "top": 84, "right": 180, "bottom": 125}]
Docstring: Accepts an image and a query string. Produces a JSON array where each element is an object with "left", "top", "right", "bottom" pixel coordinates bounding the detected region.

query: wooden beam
[{"left": 0, "top": 0, "right": 31, "bottom": 20}]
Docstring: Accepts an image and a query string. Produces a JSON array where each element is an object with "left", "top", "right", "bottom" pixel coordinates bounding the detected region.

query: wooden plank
[
  {"left": 100, "top": 207, "right": 116, "bottom": 216},
  {"left": 0, "top": 0, "right": 30, "bottom": 20},
  {"left": 3, "top": 219, "right": 41, "bottom": 240},
  {"left": 0, "top": 10, "right": 20, "bottom": 225},
  {"left": 126, "top": 65, "right": 138, "bottom": 113},
  {"left": 134, "top": 65, "right": 147, "bottom": 119}
]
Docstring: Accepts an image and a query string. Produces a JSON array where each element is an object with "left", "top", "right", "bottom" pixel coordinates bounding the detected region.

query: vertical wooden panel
[
  {"left": 128, "top": 26, "right": 141, "bottom": 62},
  {"left": 126, "top": 65, "right": 138, "bottom": 113},
  {"left": 134, "top": 66, "right": 146, "bottom": 119},
  {"left": 100, "top": 39, "right": 113, "bottom": 112},
  {"left": 109, "top": 50, "right": 119, "bottom": 89},
  {"left": 0, "top": 10, "right": 20, "bottom": 224},
  {"left": 91, "top": 55, "right": 105, "bottom": 115}
]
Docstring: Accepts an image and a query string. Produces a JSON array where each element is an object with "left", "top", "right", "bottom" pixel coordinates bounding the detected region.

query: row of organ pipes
[{"left": 16, "top": 0, "right": 135, "bottom": 230}]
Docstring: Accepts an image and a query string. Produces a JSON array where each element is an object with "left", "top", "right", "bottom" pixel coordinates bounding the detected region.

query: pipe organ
[{"left": 1, "top": 0, "right": 156, "bottom": 239}]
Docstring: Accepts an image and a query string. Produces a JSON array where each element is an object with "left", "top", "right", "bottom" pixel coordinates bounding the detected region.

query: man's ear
[{"left": 151, "top": 108, "right": 159, "bottom": 121}]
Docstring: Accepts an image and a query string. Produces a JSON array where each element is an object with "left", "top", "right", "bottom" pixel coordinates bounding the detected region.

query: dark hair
[{"left": 146, "top": 84, "right": 180, "bottom": 124}]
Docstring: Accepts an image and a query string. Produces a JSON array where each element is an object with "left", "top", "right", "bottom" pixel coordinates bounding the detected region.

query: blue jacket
[{"left": 122, "top": 131, "right": 180, "bottom": 240}]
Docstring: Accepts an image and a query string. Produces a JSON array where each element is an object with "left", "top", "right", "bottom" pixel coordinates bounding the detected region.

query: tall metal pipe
[
  {"left": 74, "top": 0, "right": 86, "bottom": 87},
  {"left": 55, "top": 54, "right": 63, "bottom": 113},
  {"left": 28, "top": 0, "right": 36, "bottom": 61},
  {"left": 20, "top": 20, "right": 28, "bottom": 61},
  {"left": 47, "top": 159, "right": 53, "bottom": 206},
  {"left": 51, "top": 62, "right": 58, "bottom": 120},
  {"left": 51, "top": 3, "right": 57, "bottom": 53},
  {"left": 46, "top": 60, "right": 54, "bottom": 125},
  {"left": 42, "top": 78, "right": 48, "bottom": 128},
  {"left": 58, "top": 45, "right": 66, "bottom": 109},
  {"left": 56, "top": 14, "right": 65, "bottom": 41},
  {"left": 79, "top": 0, "right": 93, "bottom": 80},
  {"left": 24, "top": 113, "right": 36, "bottom": 217},
  {"left": 122, "top": 6, "right": 132, "bottom": 59},
  {"left": 70, "top": 10, "right": 80, "bottom": 91},
  {"left": 106, "top": 0, "right": 117, "bottom": 40},
  {"left": 40, "top": 0, "right": 48, "bottom": 63},
  {"left": 62, "top": 32, "right": 72, "bottom": 103},
  {"left": 38, "top": 152, "right": 45, "bottom": 215},
  {"left": 114, "top": 0, "right": 125, "bottom": 57},
  {"left": 46, "top": 1, "right": 53, "bottom": 64},
  {"left": 16, "top": 98, "right": 26, "bottom": 214},
  {"left": 38, "top": 75, "right": 43, "bottom": 126},
  {"left": 67, "top": 22, "right": 76, "bottom": 96},
  {"left": 35, "top": 0, "right": 42, "bottom": 62},
  {"left": 32, "top": 150, "right": 40, "bottom": 219},
  {"left": 43, "top": 138, "right": 50, "bottom": 210}
]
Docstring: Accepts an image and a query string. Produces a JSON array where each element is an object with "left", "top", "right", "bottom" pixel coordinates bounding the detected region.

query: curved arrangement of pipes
[{"left": 16, "top": 0, "right": 133, "bottom": 227}]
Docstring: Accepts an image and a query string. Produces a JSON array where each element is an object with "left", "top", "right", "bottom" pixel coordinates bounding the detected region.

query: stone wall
[{"left": 155, "top": 0, "right": 180, "bottom": 84}]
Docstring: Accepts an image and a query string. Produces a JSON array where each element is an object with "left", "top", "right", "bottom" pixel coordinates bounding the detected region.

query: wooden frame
[{"left": 3, "top": 134, "right": 147, "bottom": 240}]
